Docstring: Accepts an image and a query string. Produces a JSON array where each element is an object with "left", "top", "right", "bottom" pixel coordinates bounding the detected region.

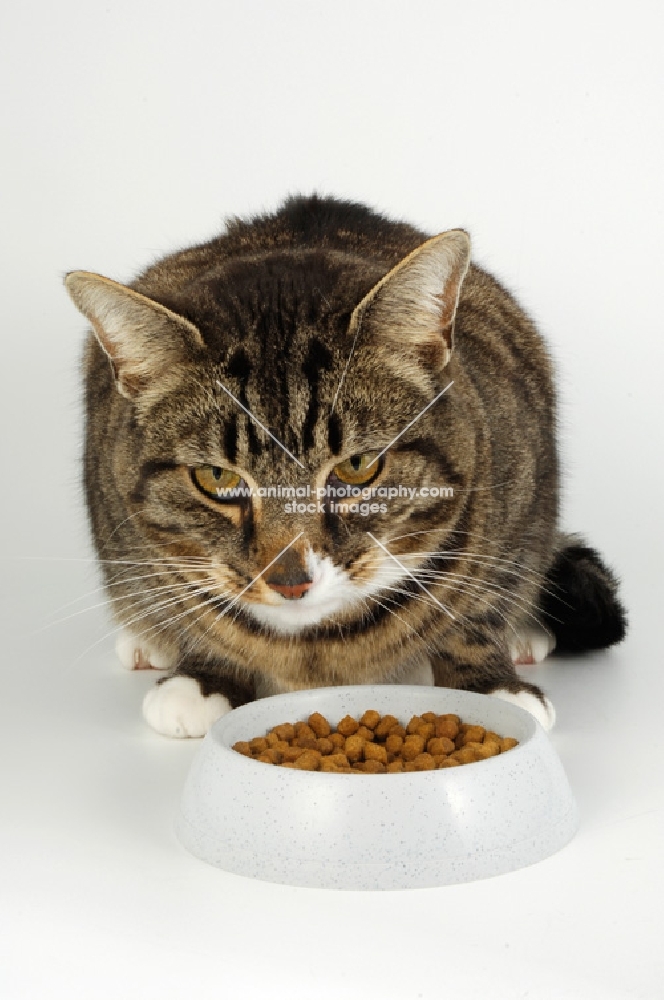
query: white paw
[
  {"left": 115, "top": 629, "right": 176, "bottom": 671},
  {"left": 490, "top": 688, "right": 556, "bottom": 731},
  {"left": 142, "top": 676, "right": 232, "bottom": 738},
  {"left": 509, "top": 624, "right": 556, "bottom": 666}
]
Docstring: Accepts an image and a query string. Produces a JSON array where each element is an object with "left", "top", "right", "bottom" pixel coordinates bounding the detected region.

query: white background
[{"left": 1, "top": 2, "right": 662, "bottom": 998}]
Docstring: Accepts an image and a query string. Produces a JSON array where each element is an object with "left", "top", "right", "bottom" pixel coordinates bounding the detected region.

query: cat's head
[{"left": 67, "top": 230, "right": 472, "bottom": 637}]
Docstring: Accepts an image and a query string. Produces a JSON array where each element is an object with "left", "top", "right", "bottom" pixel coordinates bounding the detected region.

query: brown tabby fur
[{"left": 72, "top": 196, "right": 574, "bottom": 712}]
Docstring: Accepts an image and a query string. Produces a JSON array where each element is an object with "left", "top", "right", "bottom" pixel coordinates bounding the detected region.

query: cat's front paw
[
  {"left": 489, "top": 687, "right": 556, "bottom": 731},
  {"left": 115, "top": 629, "right": 176, "bottom": 671},
  {"left": 142, "top": 676, "right": 232, "bottom": 738},
  {"left": 509, "top": 624, "right": 556, "bottom": 666}
]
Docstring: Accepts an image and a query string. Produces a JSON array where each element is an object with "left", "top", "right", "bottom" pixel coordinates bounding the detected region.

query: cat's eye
[
  {"left": 331, "top": 453, "right": 383, "bottom": 486},
  {"left": 191, "top": 465, "right": 244, "bottom": 500}
]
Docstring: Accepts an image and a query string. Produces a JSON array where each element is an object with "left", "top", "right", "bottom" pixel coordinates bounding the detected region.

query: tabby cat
[{"left": 65, "top": 195, "right": 626, "bottom": 737}]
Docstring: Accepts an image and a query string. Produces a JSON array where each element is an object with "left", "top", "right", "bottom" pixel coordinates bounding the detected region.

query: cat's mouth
[{"left": 237, "top": 549, "right": 410, "bottom": 635}]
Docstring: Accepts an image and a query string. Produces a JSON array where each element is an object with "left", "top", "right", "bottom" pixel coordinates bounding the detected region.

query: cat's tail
[{"left": 538, "top": 533, "right": 627, "bottom": 654}]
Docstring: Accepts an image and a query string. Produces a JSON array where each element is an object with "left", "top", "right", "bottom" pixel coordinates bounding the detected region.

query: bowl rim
[{"left": 207, "top": 684, "right": 540, "bottom": 779}]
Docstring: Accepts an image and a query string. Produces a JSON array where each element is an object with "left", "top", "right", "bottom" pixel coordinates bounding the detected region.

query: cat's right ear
[
  {"left": 64, "top": 271, "right": 205, "bottom": 401},
  {"left": 351, "top": 229, "right": 471, "bottom": 378}
]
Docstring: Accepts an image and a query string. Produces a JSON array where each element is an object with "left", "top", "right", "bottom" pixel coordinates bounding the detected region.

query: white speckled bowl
[{"left": 175, "top": 685, "right": 578, "bottom": 890}]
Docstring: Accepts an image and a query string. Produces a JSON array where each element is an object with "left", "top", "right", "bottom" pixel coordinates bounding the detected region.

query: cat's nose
[
  {"left": 267, "top": 580, "right": 313, "bottom": 600},
  {"left": 263, "top": 548, "right": 312, "bottom": 600}
]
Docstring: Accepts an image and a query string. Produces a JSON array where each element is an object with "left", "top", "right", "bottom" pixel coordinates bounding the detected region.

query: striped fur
[{"left": 68, "top": 195, "right": 626, "bottom": 731}]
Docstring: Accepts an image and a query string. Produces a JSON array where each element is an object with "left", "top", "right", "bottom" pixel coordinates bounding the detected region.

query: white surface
[
  {"left": 1, "top": 1, "right": 662, "bottom": 997},
  {"left": 176, "top": 686, "right": 577, "bottom": 889}
]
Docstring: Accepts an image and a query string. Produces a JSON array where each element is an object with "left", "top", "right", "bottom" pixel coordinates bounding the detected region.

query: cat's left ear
[
  {"left": 352, "top": 229, "right": 471, "bottom": 370},
  {"left": 64, "top": 271, "right": 206, "bottom": 402}
]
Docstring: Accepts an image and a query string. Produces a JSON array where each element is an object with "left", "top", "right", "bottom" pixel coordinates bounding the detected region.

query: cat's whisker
[
  {"left": 97, "top": 507, "right": 152, "bottom": 550},
  {"left": 74, "top": 575, "right": 238, "bottom": 670},
  {"left": 383, "top": 527, "right": 553, "bottom": 584},
  {"left": 361, "top": 594, "right": 438, "bottom": 657},
  {"left": 399, "top": 550, "right": 564, "bottom": 604},
  {"left": 366, "top": 532, "right": 456, "bottom": 622},
  {"left": 35, "top": 572, "right": 221, "bottom": 636},
  {"left": 134, "top": 584, "right": 236, "bottom": 646},
  {"left": 117, "top": 577, "right": 233, "bottom": 634},
  {"left": 44, "top": 563, "right": 217, "bottom": 620},
  {"left": 375, "top": 578, "right": 488, "bottom": 637},
  {"left": 179, "top": 533, "right": 306, "bottom": 656},
  {"left": 415, "top": 564, "right": 543, "bottom": 600},
  {"left": 411, "top": 568, "right": 555, "bottom": 637},
  {"left": 396, "top": 547, "right": 549, "bottom": 582}
]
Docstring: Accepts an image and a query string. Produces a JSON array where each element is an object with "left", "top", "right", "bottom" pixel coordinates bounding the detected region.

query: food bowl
[{"left": 175, "top": 685, "right": 578, "bottom": 890}]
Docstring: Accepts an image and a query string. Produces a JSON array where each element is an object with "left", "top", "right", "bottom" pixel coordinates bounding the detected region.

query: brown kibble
[
  {"left": 308, "top": 712, "right": 331, "bottom": 738},
  {"left": 344, "top": 735, "right": 365, "bottom": 762},
  {"left": 459, "top": 725, "right": 486, "bottom": 745},
  {"left": 272, "top": 723, "right": 296, "bottom": 742},
  {"left": 401, "top": 734, "right": 426, "bottom": 760},
  {"left": 235, "top": 709, "right": 518, "bottom": 773},
  {"left": 427, "top": 736, "right": 455, "bottom": 756},
  {"left": 360, "top": 758, "right": 386, "bottom": 773},
  {"left": 412, "top": 753, "right": 436, "bottom": 771},
  {"left": 434, "top": 718, "right": 459, "bottom": 740},
  {"left": 328, "top": 753, "right": 350, "bottom": 768},
  {"left": 374, "top": 714, "right": 400, "bottom": 739},
  {"left": 469, "top": 743, "right": 496, "bottom": 760},
  {"left": 363, "top": 742, "right": 388, "bottom": 764},
  {"left": 337, "top": 715, "right": 359, "bottom": 737},
  {"left": 359, "top": 709, "right": 381, "bottom": 730},
  {"left": 500, "top": 737, "right": 519, "bottom": 752},
  {"left": 385, "top": 733, "right": 404, "bottom": 754},
  {"left": 415, "top": 722, "right": 435, "bottom": 742},
  {"left": 292, "top": 750, "right": 321, "bottom": 770},
  {"left": 295, "top": 735, "right": 318, "bottom": 750},
  {"left": 320, "top": 754, "right": 353, "bottom": 773}
]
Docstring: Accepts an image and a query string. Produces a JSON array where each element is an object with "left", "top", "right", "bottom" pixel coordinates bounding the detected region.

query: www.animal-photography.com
[{"left": 1, "top": 2, "right": 661, "bottom": 999}]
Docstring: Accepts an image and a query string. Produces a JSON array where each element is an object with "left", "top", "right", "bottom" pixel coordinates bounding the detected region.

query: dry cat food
[{"left": 231, "top": 710, "right": 519, "bottom": 773}]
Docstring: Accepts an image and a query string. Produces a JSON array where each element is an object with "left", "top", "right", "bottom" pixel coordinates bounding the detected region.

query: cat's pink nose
[{"left": 267, "top": 580, "right": 312, "bottom": 600}]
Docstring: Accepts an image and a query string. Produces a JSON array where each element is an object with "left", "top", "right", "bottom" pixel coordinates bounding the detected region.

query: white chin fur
[{"left": 242, "top": 549, "right": 407, "bottom": 635}]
